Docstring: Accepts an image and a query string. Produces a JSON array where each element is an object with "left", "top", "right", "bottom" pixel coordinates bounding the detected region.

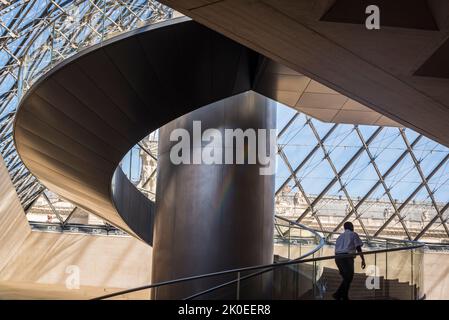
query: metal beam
[
  {"left": 307, "top": 121, "right": 377, "bottom": 237},
  {"left": 332, "top": 134, "right": 422, "bottom": 233},
  {"left": 294, "top": 123, "right": 383, "bottom": 225},
  {"left": 355, "top": 127, "right": 411, "bottom": 239},
  {"left": 42, "top": 191, "right": 64, "bottom": 224},
  {"left": 278, "top": 148, "right": 324, "bottom": 231},
  {"left": 373, "top": 150, "right": 449, "bottom": 237},
  {"left": 276, "top": 123, "right": 339, "bottom": 196},
  {"left": 415, "top": 202, "right": 449, "bottom": 240},
  {"left": 399, "top": 130, "right": 449, "bottom": 238}
]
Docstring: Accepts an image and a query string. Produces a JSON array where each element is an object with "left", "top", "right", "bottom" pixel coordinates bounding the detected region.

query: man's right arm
[{"left": 354, "top": 233, "right": 366, "bottom": 269}]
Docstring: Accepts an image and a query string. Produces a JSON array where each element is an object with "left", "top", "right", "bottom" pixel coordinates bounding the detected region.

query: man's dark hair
[{"left": 344, "top": 221, "right": 354, "bottom": 231}]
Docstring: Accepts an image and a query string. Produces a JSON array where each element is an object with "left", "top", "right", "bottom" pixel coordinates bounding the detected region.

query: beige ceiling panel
[
  {"left": 273, "top": 74, "right": 310, "bottom": 92},
  {"left": 296, "top": 92, "right": 348, "bottom": 110},
  {"left": 296, "top": 107, "right": 339, "bottom": 122},
  {"left": 275, "top": 91, "right": 302, "bottom": 107},
  {"left": 305, "top": 80, "right": 340, "bottom": 94},
  {"left": 374, "top": 115, "right": 401, "bottom": 127},
  {"left": 342, "top": 99, "right": 372, "bottom": 111},
  {"left": 332, "top": 110, "right": 381, "bottom": 125}
]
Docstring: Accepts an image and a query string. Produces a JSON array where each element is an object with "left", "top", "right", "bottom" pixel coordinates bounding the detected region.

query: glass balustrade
[{"left": 97, "top": 227, "right": 424, "bottom": 300}]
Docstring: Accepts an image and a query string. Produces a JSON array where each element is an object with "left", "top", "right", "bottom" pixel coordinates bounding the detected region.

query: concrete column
[{"left": 152, "top": 91, "right": 276, "bottom": 299}]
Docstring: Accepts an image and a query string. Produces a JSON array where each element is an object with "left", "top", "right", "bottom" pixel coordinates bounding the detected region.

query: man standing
[{"left": 333, "top": 222, "right": 366, "bottom": 300}]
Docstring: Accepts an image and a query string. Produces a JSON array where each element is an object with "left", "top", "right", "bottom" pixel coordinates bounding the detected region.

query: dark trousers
[{"left": 334, "top": 256, "right": 355, "bottom": 300}]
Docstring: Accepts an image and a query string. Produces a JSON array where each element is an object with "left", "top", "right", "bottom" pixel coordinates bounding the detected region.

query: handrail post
[
  {"left": 373, "top": 252, "right": 376, "bottom": 299},
  {"left": 411, "top": 249, "right": 414, "bottom": 300},
  {"left": 385, "top": 242, "right": 388, "bottom": 298},
  {"left": 288, "top": 222, "right": 291, "bottom": 259},
  {"left": 312, "top": 252, "right": 317, "bottom": 298}
]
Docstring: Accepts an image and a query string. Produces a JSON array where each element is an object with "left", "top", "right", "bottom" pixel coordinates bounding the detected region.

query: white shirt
[{"left": 335, "top": 229, "right": 363, "bottom": 254}]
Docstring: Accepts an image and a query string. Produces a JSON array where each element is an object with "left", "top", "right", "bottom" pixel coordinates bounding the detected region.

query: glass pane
[{"left": 384, "top": 250, "right": 414, "bottom": 300}]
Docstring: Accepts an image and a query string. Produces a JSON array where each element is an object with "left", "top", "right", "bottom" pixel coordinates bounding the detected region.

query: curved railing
[
  {"left": 93, "top": 215, "right": 424, "bottom": 300},
  {"left": 93, "top": 215, "right": 326, "bottom": 300}
]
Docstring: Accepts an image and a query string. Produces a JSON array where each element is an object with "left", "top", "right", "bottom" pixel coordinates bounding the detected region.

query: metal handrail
[
  {"left": 168, "top": 217, "right": 426, "bottom": 300},
  {"left": 93, "top": 217, "right": 424, "bottom": 300},
  {"left": 93, "top": 216, "right": 326, "bottom": 300},
  {"left": 186, "top": 218, "right": 424, "bottom": 300},
  {"left": 275, "top": 215, "right": 422, "bottom": 245},
  {"left": 274, "top": 215, "right": 326, "bottom": 258},
  {"left": 274, "top": 215, "right": 423, "bottom": 252}
]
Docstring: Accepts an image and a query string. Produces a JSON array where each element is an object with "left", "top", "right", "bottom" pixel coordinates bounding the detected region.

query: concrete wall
[
  {"left": 422, "top": 252, "right": 449, "bottom": 300},
  {"left": 0, "top": 157, "right": 152, "bottom": 299},
  {"left": 0, "top": 232, "right": 152, "bottom": 299},
  {"left": 0, "top": 157, "right": 31, "bottom": 272}
]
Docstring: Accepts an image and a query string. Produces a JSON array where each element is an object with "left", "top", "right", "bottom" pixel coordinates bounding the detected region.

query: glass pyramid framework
[{"left": 275, "top": 105, "right": 449, "bottom": 243}]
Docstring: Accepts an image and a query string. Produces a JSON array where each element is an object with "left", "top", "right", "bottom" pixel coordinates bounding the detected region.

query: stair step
[{"left": 310, "top": 266, "right": 416, "bottom": 300}]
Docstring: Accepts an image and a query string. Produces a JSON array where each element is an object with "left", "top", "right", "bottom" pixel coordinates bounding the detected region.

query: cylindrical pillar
[{"left": 152, "top": 91, "right": 276, "bottom": 299}]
